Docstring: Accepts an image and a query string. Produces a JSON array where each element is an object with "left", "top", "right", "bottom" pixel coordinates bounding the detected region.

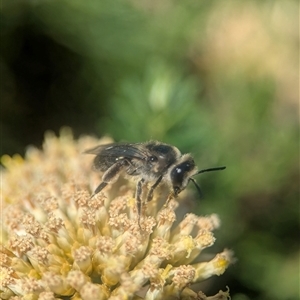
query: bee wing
[{"left": 84, "top": 143, "right": 150, "bottom": 160}]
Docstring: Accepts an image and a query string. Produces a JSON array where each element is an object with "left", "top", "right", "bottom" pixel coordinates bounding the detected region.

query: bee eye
[
  {"left": 170, "top": 159, "right": 195, "bottom": 192},
  {"left": 149, "top": 156, "right": 157, "bottom": 162},
  {"left": 176, "top": 167, "right": 182, "bottom": 173}
]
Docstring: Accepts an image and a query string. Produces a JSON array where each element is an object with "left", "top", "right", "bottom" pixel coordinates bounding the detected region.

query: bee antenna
[
  {"left": 189, "top": 166, "right": 226, "bottom": 198},
  {"left": 189, "top": 177, "right": 203, "bottom": 198},
  {"left": 194, "top": 166, "right": 226, "bottom": 176}
]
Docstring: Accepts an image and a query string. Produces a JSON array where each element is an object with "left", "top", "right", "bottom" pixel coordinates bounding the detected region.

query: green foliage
[{"left": 100, "top": 59, "right": 202, "bottom": 147}]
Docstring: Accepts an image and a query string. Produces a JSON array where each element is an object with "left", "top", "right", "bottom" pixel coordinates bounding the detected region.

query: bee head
[
  {"left": 169, "top": 155, "right": 197, "bottom": 196},
  {"left": 169, "top": 156, "right": 226, "bottom": 197}
]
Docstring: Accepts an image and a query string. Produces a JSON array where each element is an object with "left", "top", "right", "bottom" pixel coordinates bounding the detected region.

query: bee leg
[
  {"left": 92, "top": 160, "right": 129, "bottom": 197},
  {"left": 147, "top": 175, "right": 163, "bottom": 202},
  {"left": 136, "top": 178, "right": 145, "bottom": 226},
  {"left": 165, "top": 193, "right": 175, "bottom": 207},
  {"left": 92, "top": 182, "right": 108, "bottom": 197}
]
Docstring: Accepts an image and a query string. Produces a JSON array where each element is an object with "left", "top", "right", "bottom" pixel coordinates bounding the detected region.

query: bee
[{"left": 85, "top": 141, "right": 225, "bottom": 218}]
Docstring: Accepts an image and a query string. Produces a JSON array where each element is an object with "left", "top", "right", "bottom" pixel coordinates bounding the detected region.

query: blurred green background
[{"left": 1, "top": 0, "right": 299, "bottom": 299}]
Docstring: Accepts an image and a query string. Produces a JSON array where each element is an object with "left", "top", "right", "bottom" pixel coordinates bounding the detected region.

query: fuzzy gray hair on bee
[{"left": 84, "top": 141, "right": 225, "bottom": 222}]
